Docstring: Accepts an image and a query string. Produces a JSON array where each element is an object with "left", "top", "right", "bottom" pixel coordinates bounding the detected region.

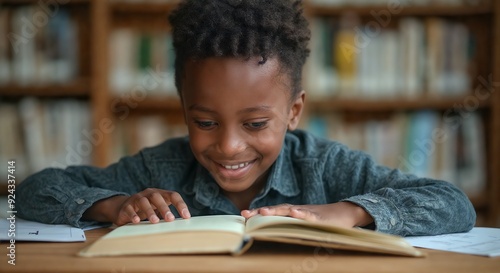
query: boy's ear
[{"left": 287, "top": 90, "right": 306, "bottom": 131}]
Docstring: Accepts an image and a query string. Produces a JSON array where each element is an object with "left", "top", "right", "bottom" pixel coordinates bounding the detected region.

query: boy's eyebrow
[
  {"left": 238, "top": 105, "right": 272, "bottom": 114},
  {"left": 188, "top": 104, "right": 216, "bottom": 114},
  {"left": 188, "top": 104, "right": 272, "bottom": 114}
]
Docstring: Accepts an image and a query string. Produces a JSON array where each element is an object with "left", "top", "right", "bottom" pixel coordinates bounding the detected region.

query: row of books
[
  {"left": 109, "top": 29, "right": 176, "bottom": 96},
  {"left": 305, "top": 16, "right": 473, "bottom": 99},
  {"left": 110, "top": 115, "right": 187, "bottom": 163},
  {"left": 0, "top": 7, "right": 79, "bottom": 86},
  {"left": 306, "top": 111, "right": 486, "bottom": 196},
  {"left": 0, "top": 99, "right": 91, "bottom": 181}
]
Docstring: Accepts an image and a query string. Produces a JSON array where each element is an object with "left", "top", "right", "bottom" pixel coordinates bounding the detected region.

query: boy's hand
[
  {"left": 83, "top": 188, "right": 191, "bottom": 226},
  {"left": 241, "top": 202, "right": 373, "bottom": 228}
]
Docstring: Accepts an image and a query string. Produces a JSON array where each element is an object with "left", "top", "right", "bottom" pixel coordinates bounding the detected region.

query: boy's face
[{"left": 181, "top": 57, "right": 304, "bottom": 197}]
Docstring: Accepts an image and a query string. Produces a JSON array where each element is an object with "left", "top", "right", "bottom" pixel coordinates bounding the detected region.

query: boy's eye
[
  {"left": 194, "top": 120, "right": 217, "bottom": 129},
  {"left": 245, "top": 121, "right": 268, "bottom": 130}
]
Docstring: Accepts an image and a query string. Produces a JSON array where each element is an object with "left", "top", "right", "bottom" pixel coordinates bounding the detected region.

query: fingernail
[
  {"left": 166, "top": 211, "right": 175, "bottom": 221},
  {"left": 182, "top": 208, "right": 191, "bottom": 218},
  {"left": 151, "top": 215, "right": 159, "bottom": 222}
]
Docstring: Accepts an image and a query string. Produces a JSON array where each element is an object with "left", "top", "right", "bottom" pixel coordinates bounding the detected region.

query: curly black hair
[{"left": 168, "top": 0, "right": 311, "bottom": 100}]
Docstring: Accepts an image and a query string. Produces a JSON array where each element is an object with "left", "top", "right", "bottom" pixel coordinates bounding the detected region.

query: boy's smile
[{"left": 180, "top": 57, "right": 304, "bottom": 209}]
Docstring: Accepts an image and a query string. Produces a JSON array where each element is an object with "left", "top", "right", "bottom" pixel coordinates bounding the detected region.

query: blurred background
[{"left": 0, "top": 0, "right": 499, "bottom": 227}]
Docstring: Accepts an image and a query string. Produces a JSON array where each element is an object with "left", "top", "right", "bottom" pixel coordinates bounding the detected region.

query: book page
[
  {"left": 0, "top": 218, "right": 86, "bottom": 242},
  {"left": 104, "top": 215, "right": 246, "bottom": 239},
  {"left": 245, "top": 214, "right": 304, "bottom": 233},
  {"left": 245, "top": 215, "right": 401, "bottom": 243},
  {"left": 405, "top": 227, "right": 500, "bottom": 257},
  {"left": 244, "top": 215, "right": 422, "bottom": 257}
]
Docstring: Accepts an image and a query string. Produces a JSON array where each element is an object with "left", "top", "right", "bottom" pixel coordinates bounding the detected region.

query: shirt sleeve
[
  {"left": 16, "top": 151, "right": 154, "bottom": 228},
  {"left": 324, "top": 144, "right": 476, "bottom": 236}
]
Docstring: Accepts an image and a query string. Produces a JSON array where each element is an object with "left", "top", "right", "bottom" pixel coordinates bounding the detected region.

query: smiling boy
[{"left": 17, "top": 0, "right": 475, "bottom": 236}]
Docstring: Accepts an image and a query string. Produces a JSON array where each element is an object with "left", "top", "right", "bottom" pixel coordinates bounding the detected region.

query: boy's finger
[
  {"left": 167, "top": 191, "right": 191, "bottom": 219},
  {"left": 241, "top": 209, "right": 258, "bottom": 218},
  {"left": 259, "top": 204, "right": 295, "bottom": 216},
  {"left": 149, "top": 192, "right": 174, "bottom": 221},
  {"left": 120, "top": 204, "right": 141, "bottom": 225},
  {"left": 138, "top": 196, "right": 160, "bottom": 223},
  {"left": 289, "top": 208, "right": 317, "bottom": 222}
]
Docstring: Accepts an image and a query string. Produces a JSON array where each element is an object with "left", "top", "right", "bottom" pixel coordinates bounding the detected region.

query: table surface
[{"left": 1, "top": 228, "right": 500, "bottom": 273}]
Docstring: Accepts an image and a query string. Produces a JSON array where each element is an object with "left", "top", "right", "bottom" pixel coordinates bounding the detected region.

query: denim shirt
[{"left": 17, "top": 129, "right": 475, "bottom": 236}]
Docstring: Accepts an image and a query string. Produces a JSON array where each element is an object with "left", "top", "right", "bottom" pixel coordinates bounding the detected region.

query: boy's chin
[{"left": 215, "top": 179, "right": 253, "bottom": 193}]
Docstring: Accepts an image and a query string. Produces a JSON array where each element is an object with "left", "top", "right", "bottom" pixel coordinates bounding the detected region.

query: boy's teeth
[{"left": 223, "top": 162, "right": 249, "bottom": 170}]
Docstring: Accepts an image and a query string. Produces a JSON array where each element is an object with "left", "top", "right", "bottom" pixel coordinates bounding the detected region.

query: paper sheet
[
  {"left": 405, "top": 227, "right": 500, "bottom": 257},
  {"left": 0, "top": 218, "right": 86, "bottom": 242}
]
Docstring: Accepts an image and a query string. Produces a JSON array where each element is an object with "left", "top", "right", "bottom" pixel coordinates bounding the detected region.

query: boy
[{"left": 17, "top": 0, "right": 475, "bottom": 236}]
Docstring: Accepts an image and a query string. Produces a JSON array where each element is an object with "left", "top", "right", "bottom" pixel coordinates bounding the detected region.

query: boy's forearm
[
  {"left": 347, "top": 202, "right": 374, "bottom": 227},
  {"left": 82, "top": 195, "right": 129, "bottom": 223}
]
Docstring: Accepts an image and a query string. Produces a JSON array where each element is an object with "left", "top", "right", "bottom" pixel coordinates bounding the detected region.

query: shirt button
[
  {"left": 390, "top": 218, "right": 396, "bottom": 226},
  {"left": 75, "top": 198, "right": 85, "bottom": 205},
  {"left": 365, "top": 198, "right": 378, "bottom": 203}
]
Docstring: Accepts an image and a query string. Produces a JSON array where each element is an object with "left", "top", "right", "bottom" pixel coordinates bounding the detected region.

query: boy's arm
[
  {"left": 327, "top": 146, "right": 476, "bottom": 236},
  {"left": 16, "top": 152, "right": 152, "bottom": 228}
]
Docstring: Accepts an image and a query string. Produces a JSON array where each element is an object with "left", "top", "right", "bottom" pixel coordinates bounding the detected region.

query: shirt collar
[
  {"left": 264, "top": 143, "right": 300, "bottom": 197},
  {"left": 192, "top": 165, "right": 219, "bottom": 207}
]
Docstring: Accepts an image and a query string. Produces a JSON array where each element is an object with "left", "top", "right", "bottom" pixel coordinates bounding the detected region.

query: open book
[{"left": 79, "top": 215, "right": 423, "bottom": 257}]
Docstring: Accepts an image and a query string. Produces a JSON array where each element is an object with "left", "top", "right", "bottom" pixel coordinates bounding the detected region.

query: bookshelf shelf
[
  {"left": 0, "top": 80, "right": 90, "bottom": 97},
  {"left": 113, "top": 96, "right": 182, "bottom": 114},
  {"left": 111, "top": 96, "right": 491, "bottom": 114},
  {"left": 308, "top": 96, "right": 491, "bottom": 112},
  {"left": 111, "top": 1, "right": 179, "bottom": 14},
  {"left": 305, "top": 3, "right": 493, "bottom": 17}
]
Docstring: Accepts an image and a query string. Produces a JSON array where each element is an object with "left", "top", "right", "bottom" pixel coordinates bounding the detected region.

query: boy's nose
[{"left": 216, "top": 128, "right": 246, "bottom": 156}]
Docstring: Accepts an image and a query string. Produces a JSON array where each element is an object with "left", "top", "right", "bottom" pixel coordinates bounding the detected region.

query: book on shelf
[
  {"left": 0, "top": 104, "right": 28, "bottom": 181},
  {"left": 110, "top": 116, "right": 187, "bottom": 161},
  {"left": 109, "top": 28, "right": 175, "bottom": 96},
  {"left": 0, "top": 9, "right": 9, "bottom": 85},
  {"left": 3, "top": 6, "right": 79, "bottom": 86},
  {"left": 456, "top": 113, "right": 486, "bottom": 196},
  {"left": 78, "top": 215, "right": 424, "bottom": 257},
  {"left": 0, "top": 98, "right": 91, "bottom": 180}
]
